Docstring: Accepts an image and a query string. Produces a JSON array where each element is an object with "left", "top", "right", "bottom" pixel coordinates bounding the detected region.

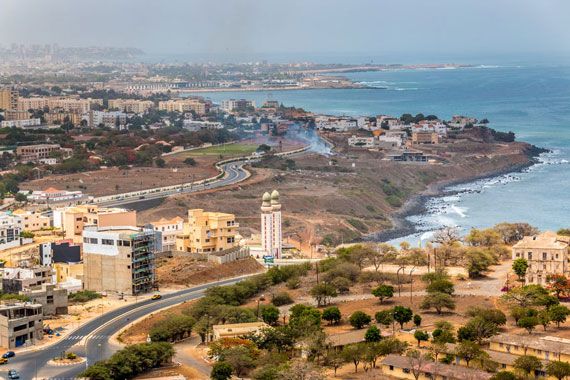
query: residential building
[
  {"left": 53, "top": 205, "right": 137, "bottom": 241},
  {"left": 387, "top": 150, "right": 429, "bottom": 162},
  {"left": 15, "top": 144, "right": 72, "bottom": 163},
  {"left": 0, "top": 302, "right": 44, "bottom": 348},
  {"left": 0, "top": 88, "right": 18, "bottom": 111},
  {"left": 315, "top": 115, "right": 358, "bottom": 131},
  {"left": 261, "top": 190, "right": 282, "bottom": 258},
  {"left": 1, "top": 266, "right": 54, "bottom": 293},
  {"left": 377, "top": 133, "right": 404, "bottom": 148},
  {"left": 489, "top": 333, "right": 570, "bottom": 363},
  {"left": 348, "top": 135, "right": 375, "bottom": 148},
  {"left": 220, "top": 99, "right": 255, "bottom": 112},
  {"left": 20, "top": 284, "right": 68, "bottom": 316},
  {"left": 12, "top": 209, "right": 50, "bottom": 232},
  {"left": 24, "top": 187, "right": 85, "bottom": 204},
  {"left": 108, "top": 99, "right": 154, "bottom": 114},
  {"left": 512, "top": 231, "right": 570, "bottom": 285},
  {"left": 150, "top": 216, "right": 184, "bottom": 252},
  {"left": 380, "top": 354, "right": 491, "bottom": 380},
  {"left": 17, "top": 96, "right": 101, "bottom": 114},
  {"left": 85, "top": 110, "right": 127, "bottom": 128},
  {"left": 212, "top": 322, "right": 268, "bottom": 341},
  {"left": 415, "top": 120, "right": 448, "bottom": 136},
  {"left": 448, "top": 115, "right": 478, "bottom": 129},
  {"left": 158, "top": 98, "right": 209, "bottom": 115},
  {"left": 83, "top": 226, "right": 158, "bottom": 295},
  {"left": 182, "top": 120, "right": 223, "bottom": 131},
  {"left": 1, "top": 118, "right": 41, "bottom": 128},
  {"left": 43, "top": 111, "right": 83, "bottom": 126},
  {"left": 0, "top": 212, "right": 23, "bottom": 251},
  {"left": 39, "top": 240, "right": 81, "bottom": 266},
  {"left": 175, "top": 209, "right": 238, "bottom": 253},
  {"left": 412, "top": 131, "right": 439, "bottom": 144},
  {"left": 3, "top": 110, "right": 30, "bottom": 121}
]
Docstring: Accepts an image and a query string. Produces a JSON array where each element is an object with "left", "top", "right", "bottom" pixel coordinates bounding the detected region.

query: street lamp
[
  {"left": 396, "top": 266, "right": 405, "bottom": 297},
  {"left": 409, "top": 267, "right": 416, "bottom": 305}
]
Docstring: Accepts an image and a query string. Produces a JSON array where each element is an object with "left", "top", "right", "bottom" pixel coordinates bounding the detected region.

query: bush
[
  {"left": 69, "top": 290, "right": 101, "bottom": 303},
  {"left": 66, "top": 352, "right": 77, "bottom": 360},
  {"left": 211, "top": 362, "right": 233, "bottom": 380},
  {"left": 272, "top": 292, "right": 293, "bottom": 306},
  {"left": 150, "top": 314, "right": 196, "bottom": 342},
  {"left": 322, "top": 306, "right": 342, "bottom": 325},
  {"left": 349, "top": 311, "right": 371, "bottom": 329},
  {"left": 331, "top": 277, "right": 351, "bottom": 294},
  {"left": 184, "top": 157, "right": 197, "bottom": 166},
  {"left": 323, "top": 262, "right": 360, "bottom": 283},
  {"left": 261, "top": 305, "right": 280, "bottom": 325},
  {"left": 286, "top": 277, "right": 301, "bottom": 289}
]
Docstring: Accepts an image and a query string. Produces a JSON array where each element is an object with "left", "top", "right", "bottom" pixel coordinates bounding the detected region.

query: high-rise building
[
  {"left": 261, "top": 190, "right": 282, "bottom": 258},
  {"left": 175, "top": 209, "right": 238, "bottom": 253},
  {"left": 0, "top": 87, "right": 18, "bottom": 111},
  {"left": 83, "top": 226, "right": 158, "bottom": 295}
]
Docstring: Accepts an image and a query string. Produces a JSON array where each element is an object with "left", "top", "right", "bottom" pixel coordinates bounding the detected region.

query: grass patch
[
  {"left": 347, "top": 218, "right": 369, "bottom": 233},
  {"left": 181, "top": 143, "right": 258, "bottom": 157},
  {"left": 69, "top": 290, "right": 101, "bottom": 303}
]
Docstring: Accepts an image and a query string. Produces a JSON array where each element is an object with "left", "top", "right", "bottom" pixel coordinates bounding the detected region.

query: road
[{"left": 4, "top": 275, "right": 252, "bottom": 380}]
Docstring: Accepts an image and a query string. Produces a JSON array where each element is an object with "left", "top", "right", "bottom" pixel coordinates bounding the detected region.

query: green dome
[{"left": 270, "top": 190, "right": 280, "bottom": 200}]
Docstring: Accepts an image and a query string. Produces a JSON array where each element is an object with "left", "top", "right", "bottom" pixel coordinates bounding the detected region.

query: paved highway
[{"left": 4, "top": 275, "right": 252, "bottom": 380}]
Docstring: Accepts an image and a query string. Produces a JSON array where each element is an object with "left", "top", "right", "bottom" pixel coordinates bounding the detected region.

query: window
[
  {"left": 389, "top": 365, "right": 394, "bottom": 371},
  {"left": 83, "top": 237, "right": 89, "bottom": 243},
  {"left": 102, "top": 239, "right": 114, "bottom": 246},
  {"left": 543, "top": 252, "right": 547, "bottom": 260},
  {"left": 89, "top": 238, "right": 98, "bottom": 244},
  {"left": 528, "top": 252, "right": 533, "bottom": 260}
]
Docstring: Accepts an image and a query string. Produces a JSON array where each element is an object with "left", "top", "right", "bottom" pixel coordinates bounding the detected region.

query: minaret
[
  {"left": 261, "top": 192, "right": 273, "bottom": 256},
  {"left": 270, "top": 190, "right": 282, "bottom": 259}
]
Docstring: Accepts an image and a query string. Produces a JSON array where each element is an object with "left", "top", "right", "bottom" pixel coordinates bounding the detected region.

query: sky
[{"left": 1, "top": 0, "right": 570, "bottom": 63}]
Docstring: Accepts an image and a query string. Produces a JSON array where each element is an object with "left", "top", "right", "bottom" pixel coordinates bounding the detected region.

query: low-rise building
[
  {"left": 43, "top": 111, "right": 83, "bottom": 126},
  {"left": 182, "top": 120, "right": 223, "bottom": 131},
  {"left": 20, "top": 284, "right": 68, "bottom": 316},
  {"left": 220, "top": 99, "right": 255, "bottom": 112},
  {"left": 489, "top": 333, "right": 570, "bottom": 362},
  {"left": 12, "top": 209, "right": 50, "bottom": 232},
  {"left": 24, "top": 187, "right": 85, "bottom": 204},
  {"left": 39, "top": 240, "right": 81, "bottom": 265},
  {"left": 3, "top": 110, "right": 31, "bottom": 121},
  {"left": 315, "top": 115, "right": 358, "bottom": 131},
  {"left": 150, "top": 217, "right": 184, "bottom": 252},
  {"left": 15, "top": 144, "right": 72, "bottom": 163},
  {"left": 387, "top": 150, "right": 429, "bottom": 162},
  {"left": 412, "top": 131, "right": 439, "bottom": 144},
  {"left": 381, "top": 354, "right": 491, "bottom": 380},
  {"left": 0, "top": 212, "right": 23, "bottom": 251},
  {"left": 85, "top": 110, "right": 128, "bottom": 128},
  {"left": 348, "top": 135, "right": 375, "bottom": 148},
  {"left": 212, "top": 322, "right": 268, "bottom": 341},
  {"left": 158, "top": 98, "right": 209, "bottom": 115},
  {"left": 1, "top": 266, "right": 54, "bottom": 293},
  {"left": 0, "top": 302, "right": 44, "bottom": 348},
  {"left": 512, "top": 231, "right": 570, "bottom": 285},
  {"left": 1, "top": 118, "right": 41, "bottom": 128},
  {"left": 53, "top": 262, "right": 83, "bottom": 287},
  {"left": 108, "top": 99, "right": 154, "bottom": 114},
  {"left": 207, "top": 246, "right": 250, "bottom": 264},
  {"left": 83, "top": 226, "right": 158, "bottom": 295},
  {"left": 175, "top": 209, "right": 238, "bottom": 253}
]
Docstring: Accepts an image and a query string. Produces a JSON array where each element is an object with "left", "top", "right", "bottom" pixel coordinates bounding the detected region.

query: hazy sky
[{"left": 1, "top": 0, "right": 570, "bottom": 62}]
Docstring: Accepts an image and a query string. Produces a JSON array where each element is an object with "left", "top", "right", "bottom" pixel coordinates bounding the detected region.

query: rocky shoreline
[{"left": 366, "top": 144, "right": 549, "bottom": 242}]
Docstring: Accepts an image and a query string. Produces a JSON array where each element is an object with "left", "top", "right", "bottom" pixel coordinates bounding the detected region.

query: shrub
[
  {"left": 272, "top": 292, "right": 293, "bottom": 306},
  {"left": 261, "top": 305, "right": 280, "bottom": 325},
  {"left": 211, "top": 362, "right": 233, "bottom": 380},
  {"left": 365, "top": 325, "right": 381, "bottom": 342},
  {"left": 150, "top": 314, "right": 196, "bottom": 342},
  {"left": 286, "top": 277, "right": 301, "bottom": 289},
  {"left": 69, "top": 290, "right": 101, "bottom": 303},
  {"left": 183, "top": 157, "right": 197, "bottom": 166},
  {"left": 322, "top": 306, "right": 342, "bottom": 325},
  {"left": 331, "top": 277, "right": 351, "bottom": 294},
  {"left": 349, "top": 311, "right": 371, "bottom": 329}
]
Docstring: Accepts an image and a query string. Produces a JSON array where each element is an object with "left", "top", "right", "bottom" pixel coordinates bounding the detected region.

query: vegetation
[
  {"left": 68, "top": 290, "right": 102, "bottom": 303},
  {"left": 349, "top": 311, "right": 372, "bottom": 329}
]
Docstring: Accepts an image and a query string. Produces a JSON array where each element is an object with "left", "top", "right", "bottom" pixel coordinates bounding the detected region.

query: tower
[{"left": 260, "top": 190, "right": 282, "bottom": 258}]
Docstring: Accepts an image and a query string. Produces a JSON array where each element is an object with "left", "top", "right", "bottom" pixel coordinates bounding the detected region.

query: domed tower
[
  {"left": 270, "top": 190, "right": 282, "bottom": 258},
  {"left": 260, "top": 190, "right": 283, "bottom": 259}
]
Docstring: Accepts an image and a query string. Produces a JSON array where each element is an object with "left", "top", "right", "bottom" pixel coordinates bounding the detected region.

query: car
[
  {"left": 0, "top": 358, "right": 8, "bottom": 365},
  {"left": 2, "top": 352, "right": 15, "bottom": 359},
  {"left": 7, "top": 369, "right": 19, "bottom": 379},
  {"left": 151, "top": 294, "right": 162, "bottom": 300}
]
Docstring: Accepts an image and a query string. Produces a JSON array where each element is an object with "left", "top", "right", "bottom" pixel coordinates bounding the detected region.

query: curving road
[{"left": 4, "top": 275, "right": 253, "bottom": 380}]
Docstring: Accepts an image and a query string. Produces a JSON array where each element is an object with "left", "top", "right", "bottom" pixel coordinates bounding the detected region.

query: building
[
  {"left": 39, "top": 240, "right": 81, "bottom": 265},
  {"left": 261, "top": 190, "right": 282, "bottom": 259},
  {"left": 24, "top": 187, "right": 85, "bottom": 204},
  {"left": 150, "top": 216, "right": 184, "bottom": 252},
  {"left": 53, "top": 262, "right": 84, "bottom": 288},
  {"left": 158, "top": 98, "right": 209, "bottom": 115},
  {"left": 20, "top": 284, "right": 68, "bottom": 316},
  {"left": 448, "top": 115, "right": 478, "bottom": 129},
  {"left": 315, "top": 115, "right": 358, "bottom": 131},
  {"left": 1, "top": 266, "right": 54, "bottom": 293},
  {"left": 412, "top": 131, "right": 439, "bottom": 144},
  {"left": 85, "top": 110, "right": 128, "bottom": 128},
  {"left": 512, "top": 231, "right": 570, "bottom": 286},
  {"left": 43, "top": 111, "right": 83, "bottom": 126},
  {"left": 387, "top": 150, "right": 429, "bottom": 162},
  {"left": 182, "top": 120, "right": 223, "bottom": 131},
  {"left": 175, "top": 209, "right": 238, "bottom": 253},
  {"left": 53, "top": 205, "right": 137, "bottom": 241},
  {"left": 17, "top": 97, "right": 101, "bottom": 114},
  {"left": 15, "top": 144, "right": 72, "bottom": 163},
  {"left": 0, "top": 302, "right": 43, "bottom": 348},
  {"left": 108, "top": 99, "right": 154, "bottom": 114},
  {"left": 381, "top": 354, "right": 491, "bottom": 380},
  {"left": 348, "top": 135, "right": 376, "bottom": 148},
  {"left": 12, "top": 209, "right": 50, "bottom": 232},
  {"left": 1, "top": 118, "right": 41, "bottom": 128},
  {"left": 3, "top": 110, "right": 30, "bottom": 121},
  {"left": 489, "top": 333, "right": 570, "bottom": 363},
  {"left": 0, "top": 88, "right": 18, "bottom": 111},
  {"left": 220, "top": 99, "right": 255, "bottom": 112},
  {"left": 83, "top": 226, "right": 157, "bottom": 295},
  {"left": 212, "top": 322, "right": 268, "bottom": 341},
  {"left": 0, "top": 212, "right": 23, "bottom": 251}
]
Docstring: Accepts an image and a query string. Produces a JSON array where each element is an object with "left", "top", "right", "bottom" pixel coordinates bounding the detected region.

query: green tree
[
  {"left": 365, "top": 325, "right": 382, "bottom": 342},
  {"left": 538, "top": 309, "right": 551, "bottom": 331},
  {"left": 413, "top": 330, "right": 429, "bottom": 347},
  {"left": 426, "top": 279, "right": 454, "bottom": 295},
  {"left": 183, "top": 157, "right": 197, "bottom": 166},
  {"left": 432, "top": 321, "right": 456, "bottom": 344},
  {"left": 392, "top": 306, "right": 413, "bottom": 329},
  {"left": 454, "top": 341, "right": 484, "bottom": 367},
  {"left": 371, "top": 284, "right": 394, "bottom": 304},
  {"left": 490, "top": 371, "right": 518, "bottom": 380},
  {"left": 546, "top": 360, "right": 570, "bottom": 380},
  {"left": 341, "top": 343, "right": 367, "bottom": 373},
  {"left": 466, "top": 307, "right": 507, "bottom": 326},
  {"left": 502, "top": 285, "right": 559, "bottom": 308},
  {"left": 513, "top": 355, "right": 542, "bottom": 379},
  {"left": 517, "top": 316, "right": 539, "bottom": 334},
  {"left": 512, "top": 258, "right": 529, "bottom": 282},
  {"left": 322, "top": 306, "right": 341, "bottom": 325},
  {"left": 549, "top": 305, "right": 570, "bottom": 327},
  {"left": 462, "top": 316, "right": 499, "bottom": 344},
  {"left": 349, "top": 311, "right": 371, "bottom": 329},
  {"left": 309, "top": 283, "right": 337, "bottom": 307},
  {"left": 413, "top": 314, "right": 422, "bottom": 327},
  {"left": 211, "top": 362, "right": 233, "bottom": 380},
  {"left": 324, "top": 348, "right": 345, "bottom": 376},
  {"left": 222, "top": 346, "right": 256, "bottom": 377},
  {"left": 420, "top": 292, "right": 456, "bottom": 314},
  {"left": 375, "top": 310, "right": 394, "bottom": 329},
  {"left": 261, "top": 305, "right": 280, "bottom": 325}
]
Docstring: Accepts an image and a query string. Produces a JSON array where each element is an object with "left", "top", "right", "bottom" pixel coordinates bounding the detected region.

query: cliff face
[{"left": 139, "top": 134, "right": 540, "bottom": 247}]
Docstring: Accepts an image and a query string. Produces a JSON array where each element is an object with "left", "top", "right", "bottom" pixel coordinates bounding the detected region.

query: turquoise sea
[{"left": 185, "top": 65, "right": 570, "bottom": 242}]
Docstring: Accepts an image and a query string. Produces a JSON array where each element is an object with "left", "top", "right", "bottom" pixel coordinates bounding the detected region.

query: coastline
[{"left": 366, "top": 146, "right": 549, "bottom": 242}]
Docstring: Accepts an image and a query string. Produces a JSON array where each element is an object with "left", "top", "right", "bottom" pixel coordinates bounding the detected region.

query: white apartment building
[
  {"left": 150, "top": 216, "right": 184, "bottom": 252},
  {"left": 0, "top": 212, "right": 23, "bottom": 251},
  {"left": 108, "top": 99, "right": 154, "bottom": 114},
  {"left": 1, "top": 118, "right": 41, "bottom": 128},
  {"left": 348, "top": 135, "right": 376, "bottom": 148},
  {"left": 158, "top": 98, "right": 209, "bottom": 115},
  {"left": 84, "top": 110, "right": 128, "bottom": 128},
  {"left": 414, "top": 121, "right": 448, "bottom": 136},
  {"left": 315, "top": 116, "right": 358, "bottom": 131},
  {"left": 260, "top": 190, "right": 282, "bottom": 259},
  {"left": 220, "top": 99, "right": 255, "bottom": 112},
  {"left": 182, "top": 120, "right": 223, "bottom": 131}
]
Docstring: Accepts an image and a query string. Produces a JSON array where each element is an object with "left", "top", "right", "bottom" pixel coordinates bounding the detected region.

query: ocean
[{"left": 184, "top": 65, "right": 570, "bottom": 243}]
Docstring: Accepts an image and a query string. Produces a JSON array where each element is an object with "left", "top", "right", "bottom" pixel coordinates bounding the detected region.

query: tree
[
  {"left": 466, "top": 228, "right": 502, "bottom": 247},
  {"left": 14, "top": 193, "right": 27, "bottom": 202},
  {"left": 331, "top": 277, "right": 351, "bottom": 294},
  {"left": 341, "top": 343, "right": 366, "bottom": 373},
  {"left": 375, "top": 310, "right": 394, "bottom": 329},
  {"left": 546, "top": 361, "right": 570, "bottom": 380},
  {"left": 322, "top": 306, "right": 341, "bottom": 325},
  {"left": 426, "top": 279, "right": 454, "bottom": 295},
  {"left": 406, "top": 350, "right": 430, "bottom": 380},
  {"left": 413, "top": 314, "right": 422, "bottom": 328},
  {"left": 493, "top": 222, "right": 539, "bottom": 244},
  {"left": 324, "top": 348, "right": 344, "bottom": 376},
  {"left": 549, "top": 305, "right": 570, "bottom": 327},
  {"left": 372, "top": 284, "right": 394, "bottom": 304},
  {"left": 261, "top": 305, "right": 280, "bottom": 325},
  {"left": 183, "top": 157, "right": 197, "bottom": 166},
  {"left": 502, "top": 285, "right": 559, "bottom": 308},
  {"left": 538, "top": 309, "right": 551, "bottom": 331},
  {"left": 491, "top": 371, "right": 518, "bottom": 380},
  {"left": 462, "top": 316, "right": 499, "bottom": 344},
  {"left": 211, "top": 362, "right": 233, "bottom": 380},
  {"left": 547, "top": 274, "right": 570, "bottom": 298},
  {"left": 510, "top": 306, "right": 536, "bottom": 325},
  {"left": 454, "top": 341, "right": 483, "bottom": 367},
  {"left": 309, "top": 283, "right": 337, "bottom": 307},
  {"left": 222, "top": 346, "right": 256, "bottom": 377},
  {"left": 392, "top": 306, "right": 413, "bottom": 329},
  {"left": 413, "top": 330, "right": 429, "bottom": 347},
  {"left": 466, "top": 307, "right": 507, "bottom": 326},
  {"left": 370, "top": 243, "right": 397, "bottom": 272},
  {"left": 420, "top": 292, "right": 456, "bottom": 314},
  {"left": 517, "top": 316, "right": 539, "bottom": 334},
  {"left": 155, "top": 157, "right": 166, "bottom": 167},
  {"left": 513, "top": 355, "right": 542, "bottom": 379},
  {"left": 512, "top": 258, "right": 529, "bottom": 282},
  {"left": 349, "top": 311, "right": 371, "bottom": 329},
  {"left": 365, "top": 325, "right": 382, "bottom": 342},
  {"left": 432, "top": 321, "right": 456, "bottom": 344}
]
